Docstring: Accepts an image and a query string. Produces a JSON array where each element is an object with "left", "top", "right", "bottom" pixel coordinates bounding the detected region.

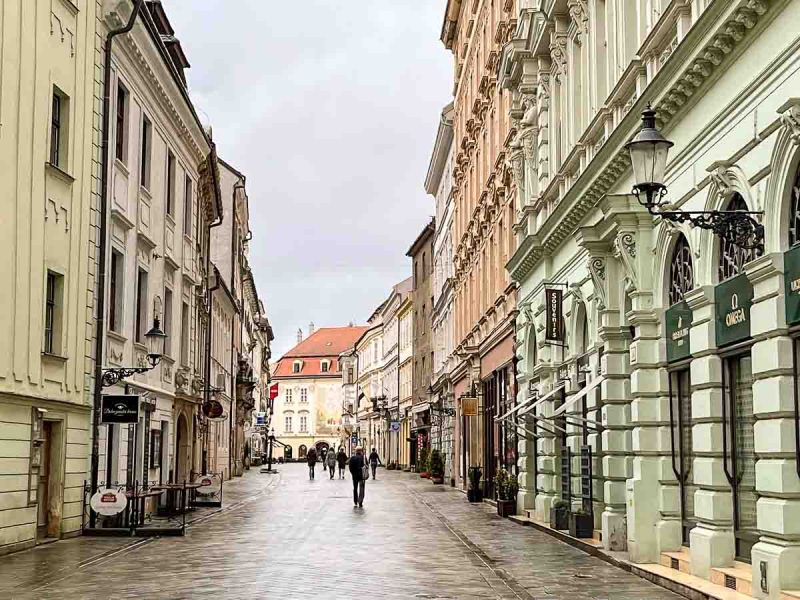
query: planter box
[
  {"left": 467, "top": 489, "right": 483, "bottom": 503},
  {"left": 550, "top": 508, "right": 570, "bottom": 530},
  {"left": 568, "top": 512, "right": 594, "bottom": 538},
  {"left": 497, "top": 499, "right": 516, "bottom": 518}
]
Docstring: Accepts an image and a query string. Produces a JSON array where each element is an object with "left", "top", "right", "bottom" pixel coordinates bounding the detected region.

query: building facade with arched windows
[{"left": 503, "top": 1, "right": 800, "bottom": 597}]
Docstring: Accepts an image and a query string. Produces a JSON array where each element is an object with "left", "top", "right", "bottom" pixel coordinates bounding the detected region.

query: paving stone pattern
[{"left": 0, "top": 465, "right": 682, "bottom": 599}]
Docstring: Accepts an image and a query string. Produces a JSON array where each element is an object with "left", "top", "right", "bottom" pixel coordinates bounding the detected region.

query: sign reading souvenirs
[
  {"left": 785, "top": 245, "right": 800, "bottom": 326},
  {"left": 90, "top": 488, "right": 128, "bottom": 516},
  {"left": 714, "top": 274, "right": 754, "bottom": 347},
  {"left": 545, "top": 288, "right": 564, "bottom": 341},
  {"left": 101, "top": 395, "right": 139, "bottom": 424},
  {"left": 461, "top": 396, "right": 478, "bottom": 417},
  {"left": 665, "top": 301, "right": 692, "bottom": 362}
]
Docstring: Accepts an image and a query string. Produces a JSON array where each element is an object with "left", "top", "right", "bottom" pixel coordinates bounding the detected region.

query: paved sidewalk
[{"left": 0, "top": 465, "right": 681, "bottom": 599}]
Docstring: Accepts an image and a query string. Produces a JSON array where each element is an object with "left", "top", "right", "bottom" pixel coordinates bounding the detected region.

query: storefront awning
[
  {"left": 411, "top": 402, "right": 431, "bottom": 414},
  {"left": 551, "top": 376, "right": 605, "bottom": 417},
  {"left": 496, "top": 384, "right": 566, "bottom": 421}
]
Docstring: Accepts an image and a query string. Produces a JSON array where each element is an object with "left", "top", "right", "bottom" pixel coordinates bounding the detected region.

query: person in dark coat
[
  {"left": 368, "top": 448, "right": 381, "bottom": 480},
  {"left": 306, "top": 447, "right": 318, "bottom": 480},
  {"left": 336, "top": 448, "right": 348, "bottom": 479},
  {"left": 348, "top": 447, "right": 366, "bottom": 507}
]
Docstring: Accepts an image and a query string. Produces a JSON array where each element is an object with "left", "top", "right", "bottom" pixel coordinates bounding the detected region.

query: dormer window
[
  {"left": 292, "top": 360, "right": 302, "bottom": 374},
  {"left": 321, "top": 360, "right": 330, "bottom": 373}
]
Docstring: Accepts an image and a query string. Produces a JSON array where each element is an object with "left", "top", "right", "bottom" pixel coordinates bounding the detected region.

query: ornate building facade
[
  {"left": 504, "top": 0, "right": 800, "bottom": 597},
  {"left": 441, "top": 0, "right": 519, "bottom": 493}
]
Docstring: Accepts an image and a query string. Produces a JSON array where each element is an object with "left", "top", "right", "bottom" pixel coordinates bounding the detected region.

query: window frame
[
  {"left": 109, "top": 249, "right": 124, "bottom": 333},
  {"left": 180, "top": 300, "right": 190, "bottom": 367},
  {"left": 183, "top": 174, "right": 193, "bottom": 236},
  {"left": 166, "top": 150, "right": 176, "bottom": 217},
  {"left": 115, "top": 82, "right": 128, "bottom": 163},
  {"left": 135, "top": 268, "right": 148, "bottom": 344},
  {"left": 163, "top": 287, "right": 173, "bottom": 357},
  {"left": 50, "top": 92, "right": 62, "bottom": 167},
  {"left": 43, "top": 271, "right": 63, "bottom": 355},
  {"left": 140, "top": 115, "right": 152, "bottom": 190}
]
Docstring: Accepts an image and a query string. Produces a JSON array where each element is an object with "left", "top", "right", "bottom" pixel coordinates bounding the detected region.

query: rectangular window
[
  {"left": 43, "top": 271, "right": 63, "bottom": 354},
  {"left": 285, "top": 389, "right": 293, "bottom": 403},
  {"left": 284, "top": 416, "right": 292, "bottom": 433},
  {"left": 109, "top": 250, "right": 124, "bottom": 333},
  {"left": 183, "top": 175, "right": 193, "bottom": 236},
  {"left": 347, "top": 367, "right": 354, "bottom": 384},
  {"left": 163, "top": 287, "right": 173, "bottom": 357},
  {"left": 321, "top": 361, "right": 329, "bottom": 373},
  {"left": 115, "top": 83, "right": 128, "bottom": 162},
  {"left": 300, "top": 388, "right": 308, "bottom": 403},
  {"left": 180, "top": 301, "right": 190, "bottom": 366},
  {"left": 149, "top": 429, "right": 162, "bottom": 470},
  {"left": 299, "top": 416, "right": 307, "bottom": 432},
  {"left": 166, "top": 151, "right": 176, "bottom": 216},
  {"left": 135, "top": 268, "right": 148, "bottom": 343},
  {"left": 140, "top": 115, "right": 152, "bottom": 189},
  {"left": 50, "top": 90, "right": 68, "bottom": 168}
]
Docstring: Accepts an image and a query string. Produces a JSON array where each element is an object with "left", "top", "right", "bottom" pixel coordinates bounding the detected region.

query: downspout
[
  {"left": 203, "top": 264, "right": 221, "bottom": 474},
  {"left": 90, "top": 0, "right": 146, "bottom": 526},
  {"left": 230, "top": 180, "right": 244, "bottom": 478}
]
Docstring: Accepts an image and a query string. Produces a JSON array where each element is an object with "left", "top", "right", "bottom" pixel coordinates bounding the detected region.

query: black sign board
[
  {"left": 715, "top": 274, "right": 753, "bottom": 347},
  {"left": 101, "top": 395, "right": 139, "bottom": 424},
  {"left": 665, "top": 301, "right": 692, "bottom": 362},
  {"left": 545, "top": 288, "right": 564, "bottom": 341},
  {"left": 785, "top": 245, "right": 800, "bottom": 326}
]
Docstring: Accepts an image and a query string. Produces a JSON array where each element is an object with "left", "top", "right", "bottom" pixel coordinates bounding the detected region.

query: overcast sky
[{"left": 165, "top": 1, "right": 452, "bottom": 358}]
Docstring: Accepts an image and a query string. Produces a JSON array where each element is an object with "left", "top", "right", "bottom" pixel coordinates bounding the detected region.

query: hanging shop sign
[
  {"left": 390, "top": 421, "right": 401, "bottom": 433},
  {"left": 269, "top": 383, "right": 279, "bottom": 400},
  {"left": 195, "top": 473, "right": 221, "bottom": 495},
  {"left": 785, "top": 245, "right": 800, "bottom": 326},
  {"left": 256, "top": 412, "right": 266, "bottom": 425},
  {"left": 90, "top": 488, "right": 128, "bottom": 516},
  {"left": 101, "top": 395, "right": 139, "bottom": 424},
  {"left": 461, "top": 396, "right": 478, "bottom": 416},
  {"left": 714, "top": 274, "right": 753, "bottom": 347},
  {"left": 544, "top": 288, "right": 564, "bottom": 341},
  {"left": 665, "top": 301, "right": 692, "bottom": 362},
  {"left": 203, "top": 399, "right": 225, "bottom": 420}
]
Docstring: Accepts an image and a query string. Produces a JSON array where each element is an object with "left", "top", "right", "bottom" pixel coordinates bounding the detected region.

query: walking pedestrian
[
  {"left": 306, "top": 447, "right": 318, "bottom": 480},
  {"left": 368, "top": 448, "right": 381, "bottom": 480},
  {"left": 348, "top": 447, "right": 367, "bottom": 507},
  {"left": 336, "top": 447, "right": 347, "bottom": 479},
  {"left": 321, "top": 448, "right": 328, "bottom": 473},
  {"left": 326, "top": 447, "right": 337, "bottom": 479}
]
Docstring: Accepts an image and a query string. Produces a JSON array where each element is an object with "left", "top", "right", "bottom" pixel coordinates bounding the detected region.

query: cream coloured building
[
  {"left": 503, "top": 0, "right": 800, "bottom": 597},
  {"left": 398, "top": 296, "right": 414, "bottom": 469},
  {"left": 0, "top": 0, "right": 102, "bottom": 554}
]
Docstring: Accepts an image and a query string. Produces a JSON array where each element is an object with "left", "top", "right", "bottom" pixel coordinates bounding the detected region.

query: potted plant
[
  {"left": 467, "top": 466, "right": 483, "bottom": 502},
  {"left": 494, "top": 469, "right": 517, "bottom": 517},
  {"left": 429, "top": 450, "right": 445, "bottom": 484},
  {"left": 418, "top": 447, "right": 430, "bottom": 478},
  {"left": 569, "top": 508, "right": 594, "bottom": 538},
  {"left": 550, "top": 499, "right": 570, "bottom": 530}
]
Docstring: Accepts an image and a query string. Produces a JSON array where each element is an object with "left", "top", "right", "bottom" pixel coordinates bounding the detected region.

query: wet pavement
[{"left": 0, "top": 464, "right": 682, "bottom": 599}]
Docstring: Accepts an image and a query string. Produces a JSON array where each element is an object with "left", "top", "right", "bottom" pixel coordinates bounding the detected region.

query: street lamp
[
  {"left": 100, "top": 300, "right": 167, "bottom": 388},
  {"left": 626, "top": 105, "right": 764, "bottom": 251}
]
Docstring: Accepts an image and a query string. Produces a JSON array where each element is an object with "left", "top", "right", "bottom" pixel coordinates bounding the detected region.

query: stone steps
[
  {"left": 660, "top": 547, "right": 692, "bottom": 574},
  {"left": 710, "top": 562, "right": 753, "bottom": 597}
]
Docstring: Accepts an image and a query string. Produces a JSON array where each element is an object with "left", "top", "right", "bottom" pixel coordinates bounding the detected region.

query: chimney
[
  {"left": 308, "top": 321, "right": 315, "bottom": 336},
  {"left": 296, "top": 328, "right": 303, "bottom": 344}
]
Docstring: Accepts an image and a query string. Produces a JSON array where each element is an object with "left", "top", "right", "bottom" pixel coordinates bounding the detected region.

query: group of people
[{"left": 305, "top": 446, "right": 382, "bottom": 508}]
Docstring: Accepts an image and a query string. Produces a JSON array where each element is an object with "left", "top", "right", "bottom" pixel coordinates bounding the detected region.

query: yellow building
[{"left": 0, "top": 0, "right": 101, "bottom": 553}]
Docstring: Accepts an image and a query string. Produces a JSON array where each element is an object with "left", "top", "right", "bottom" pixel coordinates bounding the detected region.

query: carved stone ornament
[
  {"left": 567, "top": 0, "right": 589, "bottom": 36},
  {"left": 780, "top": 102, "right": 800, "bottom": 144},
  {"left": 588, "top": 258, "right": 608, "bottom": 309},
  {"left": 614, "top": 232, "right": 640, "bottom": 291},
  {"left": 549, "top": 33, "right": 567, "bottom": 80}
]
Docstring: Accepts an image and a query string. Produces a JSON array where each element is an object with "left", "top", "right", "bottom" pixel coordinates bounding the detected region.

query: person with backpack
[
  {"left": 306, "top": 447, "right": 318, "bottom": 479},
  {"left": 326, "top": 447, "right": 337, "bottom": 479},
  {"left": 336, "top": 447, "right": 348, "bottom": 479},
  {"left": 348, "top": 447, "right": 367, "bottom": 508}
]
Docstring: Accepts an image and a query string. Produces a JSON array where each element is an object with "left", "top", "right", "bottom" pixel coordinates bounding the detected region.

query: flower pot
[
  {"left": 550, "top": 507, "right": 570, "bottom": 530},
  {"left": 420, "top": 472, "right": 430, "bottom": 479},
  {"left": 467, "top": 488, "right": 483, "bottom": 503},
  {"left": 432, "top": 476, "right": 444, "bottom": 484},
  {"left": 497, "top": 499, "right": 516, "bottom": 518},
  {"left": 568, "top": 512, "right": 594, "bottom": 538}
]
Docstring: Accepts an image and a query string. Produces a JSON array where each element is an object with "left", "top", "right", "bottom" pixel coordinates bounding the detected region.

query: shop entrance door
[
  {"left": 724, "top": 354, "right": 758, "bottom": 562},
  {"left": 669, "top": 368, "right": 696, "bottom": 544}
]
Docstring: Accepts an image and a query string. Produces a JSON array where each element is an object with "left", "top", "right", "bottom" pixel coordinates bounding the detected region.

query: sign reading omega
[{"left": 714, "top": 274, "right": 754, "bottom": 346}]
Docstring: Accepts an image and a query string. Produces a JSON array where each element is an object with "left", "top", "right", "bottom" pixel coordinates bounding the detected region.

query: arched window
[
  {"left": 788, "top": 165, "right": 800, "bottom": 246},
  {"left": 718, "top": 194, "right": 763, "bottom": 282},
  {"left": 669, "top": 234, "right": 694, "bottom": 305},
  {"left": 298, "top": 445, "right": 307, "bottom": 459}
]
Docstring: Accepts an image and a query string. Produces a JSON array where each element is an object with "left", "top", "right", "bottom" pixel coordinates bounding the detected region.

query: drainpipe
[
  {"left": 90, "top": 0, "right": 146, "bottom": 528},
  {"left": 203, "top": 264, "right": 221, "bottom": 474}
]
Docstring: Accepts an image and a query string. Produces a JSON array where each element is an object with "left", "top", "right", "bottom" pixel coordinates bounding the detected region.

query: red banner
[{"left": 269, "top": 383, "right": 279, "bottom": 400}]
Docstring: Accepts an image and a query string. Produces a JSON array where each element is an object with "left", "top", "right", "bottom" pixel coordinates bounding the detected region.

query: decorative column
[
  {"left": 748, "top": 253, "right": 800, "bottom": 599},
  {"left": 685, "top": 285, "right": 733, "bottom": 577}
]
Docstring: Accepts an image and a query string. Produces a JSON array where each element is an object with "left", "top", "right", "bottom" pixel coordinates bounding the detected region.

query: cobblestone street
[{"left": 0, "top": 464, "right": 682, "bottom": 600}]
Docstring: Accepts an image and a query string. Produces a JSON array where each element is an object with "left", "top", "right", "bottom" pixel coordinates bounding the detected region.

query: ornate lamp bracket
[{"left": 101, "top": 364, "right": 156, "bottom": 388}]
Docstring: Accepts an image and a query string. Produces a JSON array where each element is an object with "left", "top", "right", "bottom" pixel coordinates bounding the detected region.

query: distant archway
[
  {"left": 175, "top": 413, "right": 190, "bottom": 484},
  {"left": 298, "top": 445, "right": 307, "bottom": 459}
]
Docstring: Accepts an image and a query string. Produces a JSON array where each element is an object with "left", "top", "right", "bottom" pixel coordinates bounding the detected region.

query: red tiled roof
[{"left": 273, "top": 326, "right": 367, "bottom": 378}]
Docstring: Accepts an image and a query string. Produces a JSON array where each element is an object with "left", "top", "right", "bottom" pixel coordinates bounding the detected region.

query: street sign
[
  {"left": 90, "top": 488, "right": 128, "bottom": 516},
  {"left": 269, "top": 382, "right": 279, "bottom": 400},
  {"left": 462, "top": 396, "right": 478, "bottom": 416},
  {"left": 390, "top": 421, "right": 400, "bottom": 432},
  {"left": 256, "top": 412, "right": 266, "bottom": 425},
  {"left": 101, "top": 395, "right": 139, "bottom": 424}
]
